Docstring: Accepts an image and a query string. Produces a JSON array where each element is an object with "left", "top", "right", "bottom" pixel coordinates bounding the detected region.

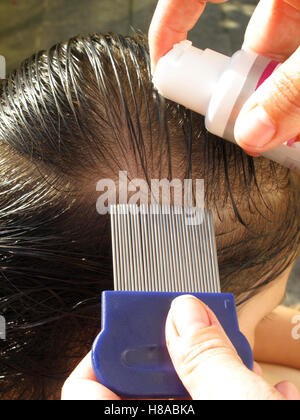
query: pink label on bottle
[
  {"left": 255, "top": 60, "right": 279, "bottom": 90},
  {"left": 287, "top": 136, "right": 298, "bottom": 147}
]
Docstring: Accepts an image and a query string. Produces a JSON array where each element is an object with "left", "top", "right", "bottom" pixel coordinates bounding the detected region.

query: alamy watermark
[
  {"left": 292, "top": 315, "right": 300, "bottom": 340},
  {"left": 0, "top": 315, "right": 6, "bottom": 340},
  {"left": 0, "top": 55, "right": 6, "bottom": 80},
  {"left": 96, "top": 171, "right": 204, "bottom": 224}
]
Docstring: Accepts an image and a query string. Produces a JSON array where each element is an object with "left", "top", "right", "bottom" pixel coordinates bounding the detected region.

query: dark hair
[{"left": 0, "top": 32, "right": 299, "bottom": 399}]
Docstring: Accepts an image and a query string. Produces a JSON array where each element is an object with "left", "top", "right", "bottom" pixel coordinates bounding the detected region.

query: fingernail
[
  {"left": 235, "top": 106, "right": 277, "bottom": 150},
  {"left": 171, "top": 295, "right": 211, "bottom": 337},
  {"left": 275, "top": 381, "right": 300, "bottom": 401}
]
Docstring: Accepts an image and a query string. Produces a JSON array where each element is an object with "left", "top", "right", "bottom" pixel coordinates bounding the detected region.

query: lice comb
[{"left": 92, "top": 204, "right": 253, "bottom": 399}]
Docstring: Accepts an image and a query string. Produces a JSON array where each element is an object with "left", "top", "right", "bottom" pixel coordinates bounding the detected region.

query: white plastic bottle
[{"left": 153, "top": 41, "right": 300, "bottom": 174}]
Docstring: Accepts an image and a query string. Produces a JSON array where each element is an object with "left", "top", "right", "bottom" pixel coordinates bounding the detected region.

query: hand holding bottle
[{"left": 149, "top": 0, "right": 300, "bottom": 155}]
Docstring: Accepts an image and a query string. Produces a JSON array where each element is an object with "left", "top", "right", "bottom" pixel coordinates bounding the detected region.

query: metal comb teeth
[{"left": 110, "top": 204, "right": 221, "bottom": 293}]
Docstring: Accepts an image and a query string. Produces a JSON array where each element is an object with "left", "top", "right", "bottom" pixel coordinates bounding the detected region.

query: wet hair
[{"left": 0, "top": 32, "right": 299, "bottom": 399}]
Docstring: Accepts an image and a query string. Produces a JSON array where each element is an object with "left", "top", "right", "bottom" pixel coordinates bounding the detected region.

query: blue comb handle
[{"left": 92, "top": 291, "right": 253, "bottom": 399}]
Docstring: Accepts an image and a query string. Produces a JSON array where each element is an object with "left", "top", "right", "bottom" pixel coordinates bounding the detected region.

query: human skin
[{"left": 148, "top": 0, "right": 300, "bottom": 154}]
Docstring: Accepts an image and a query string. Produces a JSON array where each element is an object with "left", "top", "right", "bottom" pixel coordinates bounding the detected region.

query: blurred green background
[
  {"left": 0, "top": 0, "right": 299, "bottom": 304},
  {"left": 0, "top": 0, "right": 259, "bottom": 73}
]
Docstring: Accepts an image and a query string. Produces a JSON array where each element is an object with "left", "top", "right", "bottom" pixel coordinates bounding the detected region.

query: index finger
[{"left": 148, "top": 0, "right": 227, "bottom": 72}]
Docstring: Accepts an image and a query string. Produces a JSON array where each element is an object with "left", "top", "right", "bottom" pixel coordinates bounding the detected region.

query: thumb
[
  {"left": 165, "top": 295, "right": 286, "bottom": 400},
  {"left": 234, "top": 46, "right": 300, "bottom": 154}
]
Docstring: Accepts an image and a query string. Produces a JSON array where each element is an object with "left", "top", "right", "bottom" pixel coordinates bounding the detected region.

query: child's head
[{"left": 0, "top": 32, "right": 299, "bottom": 399}]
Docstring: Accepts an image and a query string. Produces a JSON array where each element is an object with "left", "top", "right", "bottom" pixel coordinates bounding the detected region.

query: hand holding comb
[{"left": 92, "top": 204, "right": 253, "bottom": 398}]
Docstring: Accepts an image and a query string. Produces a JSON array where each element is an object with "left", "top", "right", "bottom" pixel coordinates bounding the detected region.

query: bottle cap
[{"left": 153, "top": 41, "right": 230, "bottom": 116}]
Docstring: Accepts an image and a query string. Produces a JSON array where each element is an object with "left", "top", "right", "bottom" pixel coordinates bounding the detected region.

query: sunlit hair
[{"left": 0, "top": 32, "right": 299, "bottom": 399}]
